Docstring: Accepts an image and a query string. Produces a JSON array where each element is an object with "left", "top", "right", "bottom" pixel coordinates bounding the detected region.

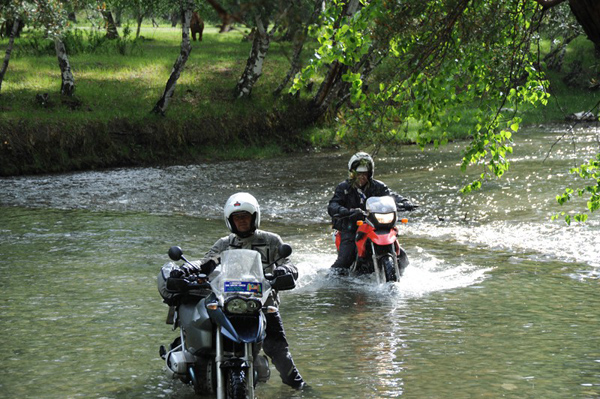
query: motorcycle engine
[{"left": 166, "top": 350, "right": 195, "bottom": 377}]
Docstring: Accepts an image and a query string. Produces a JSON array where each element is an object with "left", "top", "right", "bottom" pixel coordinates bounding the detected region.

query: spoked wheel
[
  {"left": 226, "top": 367, "right": 248, "bottom": 399},
  {"left": 380, "top": 254, "right": 399, "bottom": 282}
]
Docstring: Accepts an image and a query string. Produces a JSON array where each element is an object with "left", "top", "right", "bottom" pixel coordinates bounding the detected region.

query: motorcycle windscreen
[
  {"left": 366, "top": 196, "right": 397, "bottom": 214},
  {"left": 210, "top": 249, "right": 271, "bottom": 303}
]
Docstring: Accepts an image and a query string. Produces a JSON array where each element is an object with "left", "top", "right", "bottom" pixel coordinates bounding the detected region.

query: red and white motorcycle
[{"left": 334, "top": 196, "right": 409, "bottom": 283}]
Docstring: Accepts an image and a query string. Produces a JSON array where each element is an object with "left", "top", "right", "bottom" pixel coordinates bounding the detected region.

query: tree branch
[{"left": 531, "top": 0, "right": 568, "bottom": 9}]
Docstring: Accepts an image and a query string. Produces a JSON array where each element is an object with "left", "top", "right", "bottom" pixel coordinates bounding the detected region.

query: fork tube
[
  {"left": 215, "top": 327, "right": 225, "bottom": 399},
  {"left": 370, "top": 242, "right": 382, "bottom": 284},
  {"left": 246, "top": 342, "right": 254, "bottom": 399}
]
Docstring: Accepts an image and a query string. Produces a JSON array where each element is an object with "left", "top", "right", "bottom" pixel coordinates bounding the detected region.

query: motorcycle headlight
[
  {"left": 224, "top": 297, "right": 262, "bottom": 314},
  {"left": 374, "top": 212, "right": 396, "bottom": 225},
  {"left": 225, "top": 298, "right": 247, "bottom": 314}
]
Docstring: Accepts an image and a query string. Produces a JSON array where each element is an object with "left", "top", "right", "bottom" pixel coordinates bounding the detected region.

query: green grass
[{"left": 0, "top": 25, "right": 292, "bottom": 122}]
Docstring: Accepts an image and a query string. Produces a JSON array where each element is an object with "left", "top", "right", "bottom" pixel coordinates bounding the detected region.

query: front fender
[{"left": 370, "top": 229, "right": 398, "bottom": 247}]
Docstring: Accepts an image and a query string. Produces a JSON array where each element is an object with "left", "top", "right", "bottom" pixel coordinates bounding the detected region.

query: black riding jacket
[{"left": 327, "top": 178, "right": 414, "bottom": 232}]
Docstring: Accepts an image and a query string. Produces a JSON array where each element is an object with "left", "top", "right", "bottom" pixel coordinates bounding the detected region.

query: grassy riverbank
[
  {"left": 1, "top": 25, "right": 598, "bottom": 176},
  {"left": 0, "top": 25, "right": 320, "bottom": 175}
]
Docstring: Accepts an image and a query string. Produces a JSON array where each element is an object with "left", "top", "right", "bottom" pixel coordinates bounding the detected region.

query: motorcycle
[
  {"left": 334, "top": 195, "right": 409, "bottom": 283},
  {"left": 157, "top": 245, "right": 296, "bottom": 399}
]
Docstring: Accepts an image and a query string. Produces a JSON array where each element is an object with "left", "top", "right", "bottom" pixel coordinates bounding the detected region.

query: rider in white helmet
[
  {"left": 223, "top": 192, "right": 261, "bottom": 238},
  {"left": 199, "top": 192, "right": 305, "bottom": 389},
  {"left": 328, "top": 152, "right": 417, "bottom": 273}
]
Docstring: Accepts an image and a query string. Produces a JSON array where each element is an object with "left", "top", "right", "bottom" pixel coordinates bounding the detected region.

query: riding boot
[{"left": 263, "top": 311, "right": 305, "bottom": 389}]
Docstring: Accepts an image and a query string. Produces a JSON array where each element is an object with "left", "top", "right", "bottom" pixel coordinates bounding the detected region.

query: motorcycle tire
[
  {"left": 381, "top": 255, "right": 399, "bottom": 282},
  {"left": 226, "top": 367, "right": 248, "bottom": 399}
]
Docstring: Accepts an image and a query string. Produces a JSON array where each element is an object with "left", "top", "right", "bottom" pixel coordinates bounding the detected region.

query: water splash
[{"left": 293, "top": 249, "right": 491, "bottom": 300}]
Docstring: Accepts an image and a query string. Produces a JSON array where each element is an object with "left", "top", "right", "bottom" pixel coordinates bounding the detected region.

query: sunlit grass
[{"left": 0, "top": 25, "right": 293, "bottom": 124}]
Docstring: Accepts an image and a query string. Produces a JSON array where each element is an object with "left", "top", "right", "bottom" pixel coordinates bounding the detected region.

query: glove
[
  {"left": 350, "top": 208, "right": 367, "bottom": 220},
  {"left": 398, "top": 203, "right": 418, "bottom": 211},
  {"left": 181, "top": 264, "right": 200, "bottom": 276},
  {"left": 200, "top": 259, "right": 218, "bottom": 275},
  {"left": 169, "top": 267, "right": 185, "bottom": 278},
  {"left": 273, "top": 266, "right": 289, "bottom": 277},
  {"left": 170, "top": 264, "right": 199, "bottom": 278}
]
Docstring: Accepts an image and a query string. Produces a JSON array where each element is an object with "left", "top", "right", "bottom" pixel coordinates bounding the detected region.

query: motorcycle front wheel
[
  {"left": 380, "top": 255, "right": 399, "bottom": 282},
  {"left": 226, "top": 367, "right": 249, "bottom": 399}
]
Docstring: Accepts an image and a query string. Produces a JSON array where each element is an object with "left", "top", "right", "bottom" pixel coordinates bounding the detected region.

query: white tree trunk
[
  {"left": 0, "top": 18, "right": 20, "bottom": 94},
  {"left": 234, "top": 15, "right": 271, "bottom": 99},
  {"left": 152, "top": 0, "right": 194, "bottom": 115},
  {"left": 55, "top": 38, "right": 75, "bottom": 96}
]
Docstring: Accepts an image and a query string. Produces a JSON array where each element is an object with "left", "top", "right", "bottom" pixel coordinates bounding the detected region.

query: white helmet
[
  {"left": 224, "top": 192, "right": 260, "bottom": 237},
  {"left": 348, "top": 152, "right": 374, "bottom": 178}
]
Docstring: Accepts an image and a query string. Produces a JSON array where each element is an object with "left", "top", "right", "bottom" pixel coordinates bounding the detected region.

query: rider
[
  {"left": 328, "top": 152, "right": 417, "bottom": 273},
  {"left": 173, "top": 192, "right": 305, "bottom": 390}
]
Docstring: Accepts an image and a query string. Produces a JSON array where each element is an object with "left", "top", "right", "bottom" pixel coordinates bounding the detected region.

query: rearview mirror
[
  {"left": 168, "top": 246, "right": 183, "bottom": 261},
  {"left": 278, "top": 243, "right": 292, "bottom": 259}
]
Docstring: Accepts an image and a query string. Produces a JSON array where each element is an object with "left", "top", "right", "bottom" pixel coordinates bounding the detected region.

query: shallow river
[{"left": 0, "top": 126, "right": 599, "bottom": 399}]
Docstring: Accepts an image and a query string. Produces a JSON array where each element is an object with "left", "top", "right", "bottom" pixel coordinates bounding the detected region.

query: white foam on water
[{"left": 293, "top": 249, "right": 492, "bottom": 300}]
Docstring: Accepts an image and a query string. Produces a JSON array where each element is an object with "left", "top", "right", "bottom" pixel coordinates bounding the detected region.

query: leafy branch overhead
[{"left": 292, "top": 0, "right": 600, "bottom": 223}]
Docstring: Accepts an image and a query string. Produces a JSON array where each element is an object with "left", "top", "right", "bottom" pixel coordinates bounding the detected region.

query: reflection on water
[{"left": 1, "top": 126, "right": 599, "bottom": 398}]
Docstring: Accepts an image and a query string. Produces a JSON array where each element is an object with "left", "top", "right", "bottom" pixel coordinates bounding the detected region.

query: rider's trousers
[
  {"left": 263, "top": 311, "right": 304, "bottom": 388},
  {"left": 330, "top": 230, "right": 357, "bottom": 269}
]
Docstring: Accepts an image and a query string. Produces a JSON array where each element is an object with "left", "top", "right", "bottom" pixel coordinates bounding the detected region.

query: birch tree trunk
[
  {"left": 152, "top": 1, "right": 194, "bottom": 115},
  {"left": 233, "top": 15, "right": 271, "bottom": 99},
  {"left": 55, "top": 38, "right": 75, "bottom": 96},
  {"left": 0, "top": 18, "right": 20, "bottom": 94}
]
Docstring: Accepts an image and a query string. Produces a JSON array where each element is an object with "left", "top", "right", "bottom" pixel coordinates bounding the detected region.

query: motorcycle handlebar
[{"left": 166, "top": 276, "right": 210, "bottom": 292}]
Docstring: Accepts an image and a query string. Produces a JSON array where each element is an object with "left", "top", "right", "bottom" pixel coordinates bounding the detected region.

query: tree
[
  {"left": 152, "top": 0, "right": 195, "bottom": 115},
  {"left": 273, "top": 0, "right": 325, "bottom": 97},
  {"left": 233, "top": 7, "right": 274, "bottom": 99},
  {"left": 35, "top": 0, "right": 76, "bottom": 96},
  {"left": 1, "top": 1, "right": 75, "bottom": 96},
  {"left": 205, "top": 0, "right": 242, "bottom": 33},
  {"left": 0, "top": 16, "right": 20, "bottom": 94},
  {"left": 291, "top": 0, "right": 600, "bottom": 222},
  {"left": 533, "top": 0, "right": 600, "bottom": 222},
  {"left": 534, "top": 0, "right": 600, "bottom": 56}
]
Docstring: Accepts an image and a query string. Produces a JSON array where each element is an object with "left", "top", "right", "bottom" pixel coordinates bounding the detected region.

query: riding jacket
[{"left": 328, "top": 178, "right": 414, "bottom": 232}]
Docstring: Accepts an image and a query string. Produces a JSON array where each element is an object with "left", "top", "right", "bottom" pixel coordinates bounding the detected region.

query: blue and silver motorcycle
[{"left": 158, "top": 245, "right": 295, "bottom": 399}]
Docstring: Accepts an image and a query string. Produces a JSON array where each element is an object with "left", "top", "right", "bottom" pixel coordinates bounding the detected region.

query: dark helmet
[{"left": 348, "top": 152, "right": 374, "bottom": 178}]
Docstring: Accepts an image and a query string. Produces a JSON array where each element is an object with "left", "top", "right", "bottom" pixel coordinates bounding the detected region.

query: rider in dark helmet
[{"left": 328, "top": 152, "right": 417, "bottom": 273}]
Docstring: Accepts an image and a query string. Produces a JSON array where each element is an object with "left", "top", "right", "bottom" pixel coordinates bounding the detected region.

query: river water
[{"left": 0, "top": 126, "right": 599, "bottom": 399}]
